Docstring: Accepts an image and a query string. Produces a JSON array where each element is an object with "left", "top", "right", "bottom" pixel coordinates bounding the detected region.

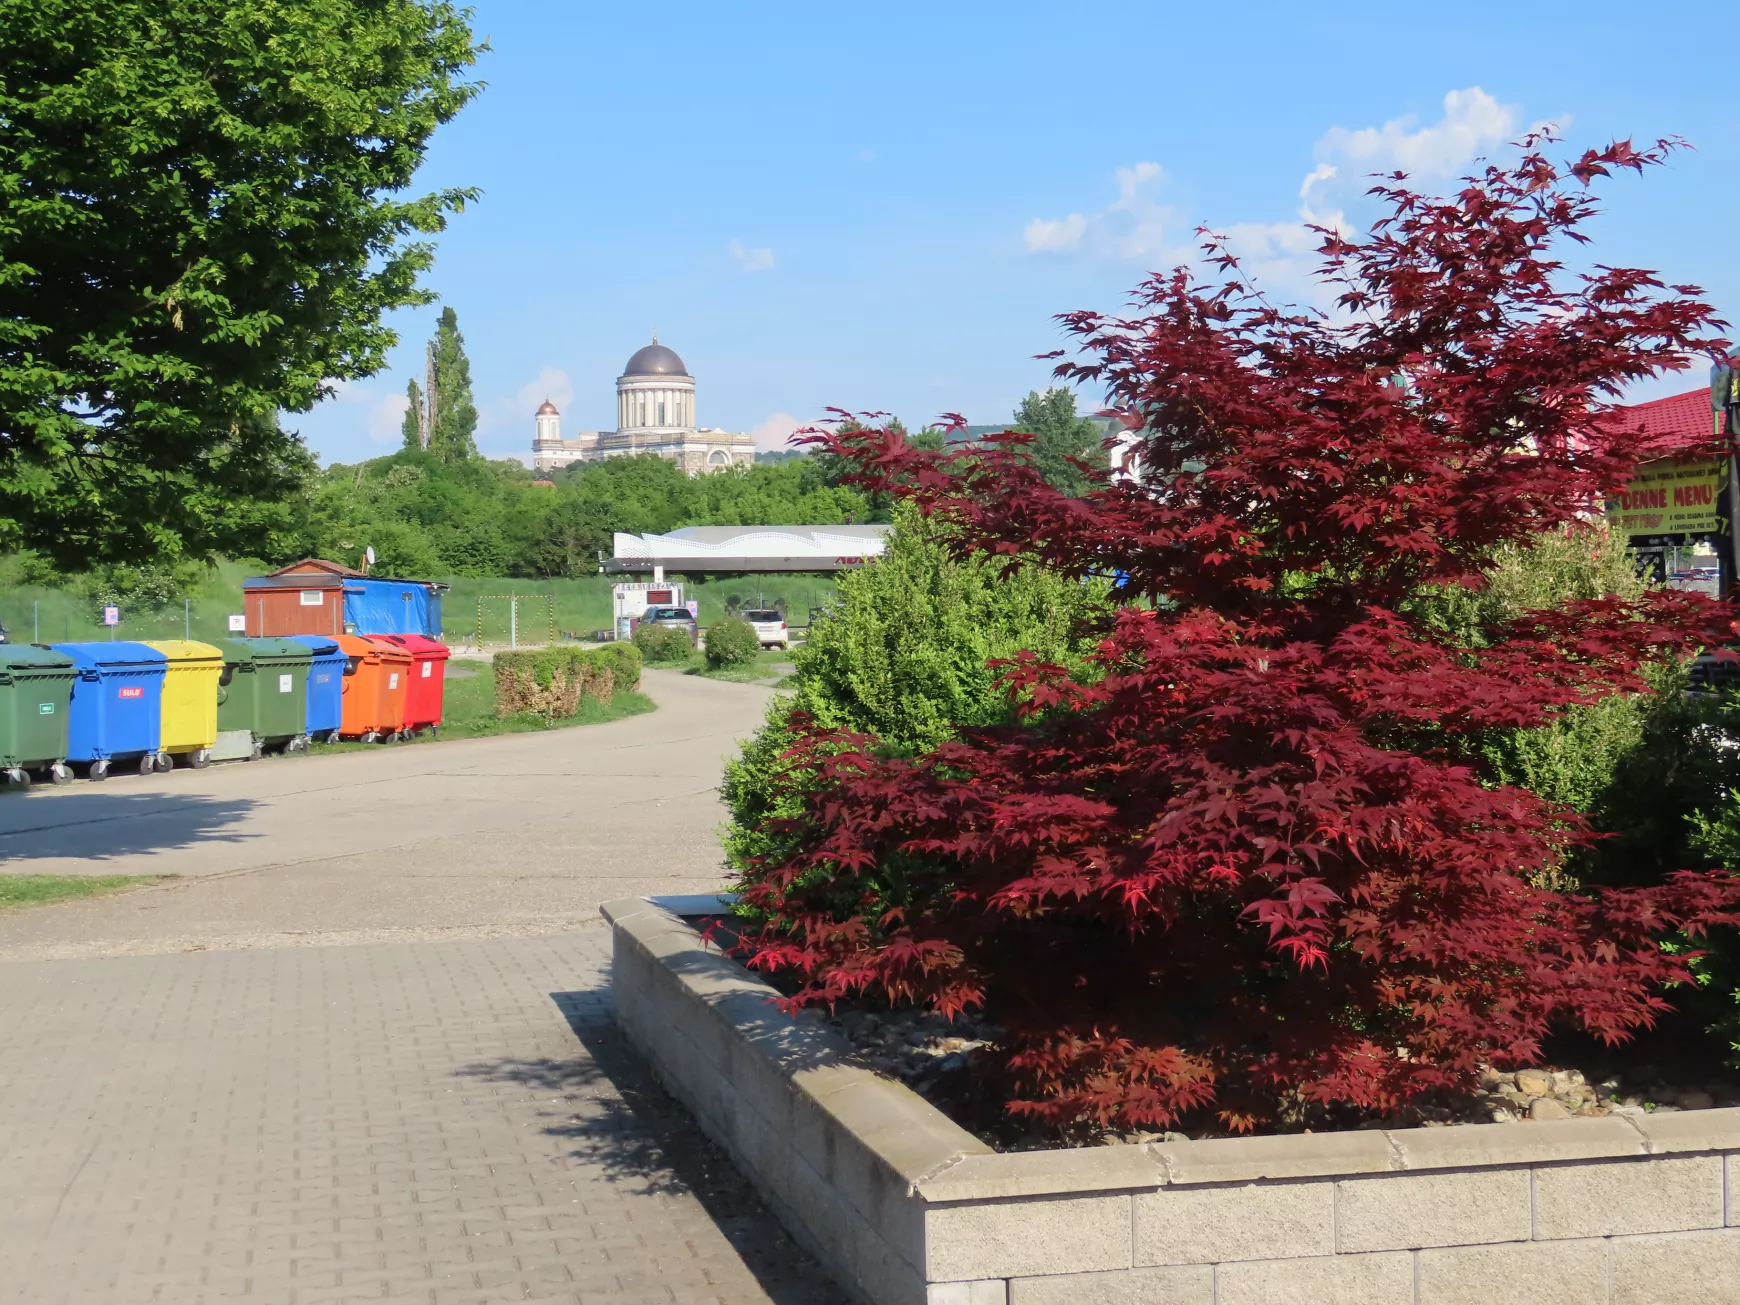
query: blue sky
[{"left": 300, "top": 1, "right": 1738, "bottom": 466}]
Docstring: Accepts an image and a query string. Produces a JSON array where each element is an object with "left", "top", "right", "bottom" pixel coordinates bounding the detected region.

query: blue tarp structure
[{"left": 343, "top": 579, "right": 442, "bottom": 637}]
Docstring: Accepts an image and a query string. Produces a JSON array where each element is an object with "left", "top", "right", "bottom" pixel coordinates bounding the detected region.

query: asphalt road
[{"left": 0, "top": 667, "right": 774, "bottom": 962}]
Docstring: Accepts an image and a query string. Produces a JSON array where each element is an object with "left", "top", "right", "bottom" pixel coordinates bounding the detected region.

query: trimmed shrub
[
  {"left": 633, "top": 622, "right": 692, "bottom": 665},
  {"left": 493, "top": 645, "right": 632, "bottom": 720},
  {"left": 591, "top": 640, "right": 642, "bottom": 692},
  {"left": 704, "top": 616, "right": 760, "bottom": 669}
]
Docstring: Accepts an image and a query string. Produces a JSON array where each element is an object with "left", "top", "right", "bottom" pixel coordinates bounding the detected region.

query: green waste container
[
  {"left": 0, "top": 645, "right": 76, "bottom": 786},
  {"left": 216, "top": 638, "right": 314, "bottom": 758}
]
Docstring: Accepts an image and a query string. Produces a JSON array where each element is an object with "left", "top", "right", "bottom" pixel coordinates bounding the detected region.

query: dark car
[{"left": 639, "top": 605, "right": 698, "bottom": 641}]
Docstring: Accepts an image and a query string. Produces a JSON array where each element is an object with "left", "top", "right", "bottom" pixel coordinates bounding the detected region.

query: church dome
[
  {"left": 535, "top": 399, "right": 559, "bottom": 416},
  {"left": 622, "top": 341, "right": 689, "bottom": 377}
]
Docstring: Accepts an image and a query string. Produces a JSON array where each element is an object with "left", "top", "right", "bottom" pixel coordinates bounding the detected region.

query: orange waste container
[
  {"left": 367, "top": 635, "right": 451, "bottom": 737},
  {"left": 332, "top": 634, "right": 412, "bottom": 742}
]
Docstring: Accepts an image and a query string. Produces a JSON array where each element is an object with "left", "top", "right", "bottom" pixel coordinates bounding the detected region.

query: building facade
[{"left": 532, "top": 338, "right": 756, "bottom": 474}]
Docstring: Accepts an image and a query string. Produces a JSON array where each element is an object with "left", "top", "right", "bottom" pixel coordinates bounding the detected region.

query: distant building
[
  {"left": 532, "top": 337, "right": 755, "bottom": 474},
  {"left": 604, "top": 524, "right": 893, "bottom": 575}
]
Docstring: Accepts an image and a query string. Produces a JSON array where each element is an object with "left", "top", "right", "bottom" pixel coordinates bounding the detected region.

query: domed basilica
[{"left": 531, "top": 338, "right": 756, "bottom": 474}]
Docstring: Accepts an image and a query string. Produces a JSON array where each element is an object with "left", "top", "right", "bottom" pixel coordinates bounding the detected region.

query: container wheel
[
  {"left": 50, "top": 763, "right": 73, "bottom": 786},
  {"left": 155, "top": 751, "right": 173, "bottom": 773},
  {"left": 89, "top": 759, "right": 109, "bottom": 782},
  {"left": 137, "top": 754, "right": 155, "bottom": 777},
  {"left": 361, "top": 730, "right": 379, "bottom": 744},
  {"left": 428, "top": 726, "right": 439, "bottom": 739},
  {"left": 248, "top": 742, "right": 263, "bottom": 762},
  {"left": 4, "top": 767, "right": 28, "bottom": 789},
  {"left": 287, "top": 734, "right": 308, "bottom": 753},
  {"left": 189, "top": 749, "right": 211, "bottom": 769}
]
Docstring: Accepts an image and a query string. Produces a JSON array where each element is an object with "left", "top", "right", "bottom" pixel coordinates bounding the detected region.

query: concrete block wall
[{"left": 604, "top": 897, "right": 1740, "bottom": 1305}]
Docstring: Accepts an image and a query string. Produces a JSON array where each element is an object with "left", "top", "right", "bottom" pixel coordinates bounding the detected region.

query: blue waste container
[
  {"left": 53, "top": 642, "right": 168, "bottom": 779},
  {"left": 288, "top": 635, "right": 345, "bottom": 743}
]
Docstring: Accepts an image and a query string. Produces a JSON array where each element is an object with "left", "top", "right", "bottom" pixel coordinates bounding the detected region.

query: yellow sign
[{"left": 1605, "top": 456, "right": 1723, "bottom": 536}]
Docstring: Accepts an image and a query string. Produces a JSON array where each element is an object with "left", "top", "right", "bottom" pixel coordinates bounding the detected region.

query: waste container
[
  {"left": 332, "top": 633, "right": 411, "bottom": 742},
  {"left": 142, "top": 640, "right": 224, "bottom": 769},
  {"left": 366, "top": 635, "right": 451, "bottom": 737},
  {"left": 53, "top": 642, "right": 167, "bottom": 779},
  {"left": 215, "top": 638, "right": 312, "bottom": 757},
  {"left": 287, "top": 636, "right": 345, "bottom": 743},
  {"left": 0, "top": 645, "right": 76, "bottom": 786}
]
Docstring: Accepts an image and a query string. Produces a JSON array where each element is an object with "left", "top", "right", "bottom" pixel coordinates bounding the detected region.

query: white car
[{"left": 742, "top": 609, "right": 789, "bottom": 649}]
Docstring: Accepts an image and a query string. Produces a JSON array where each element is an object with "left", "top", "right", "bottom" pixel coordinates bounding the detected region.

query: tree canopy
[
  {"left": 0, "top": 0, "right": 482, "bottom": 566},
  {"left": 1010, "top": 387, "right": 1107, "bottom": 496}
]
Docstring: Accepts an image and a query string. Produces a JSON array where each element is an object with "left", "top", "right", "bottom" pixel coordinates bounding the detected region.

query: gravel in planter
[{"left": 813, "top": 1002, "right": 1740, "bottom": 1150}]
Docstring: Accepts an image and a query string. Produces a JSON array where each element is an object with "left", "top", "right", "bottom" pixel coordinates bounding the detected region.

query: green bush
[
  {"left": 591, "top": 640, "right": 642, "bottom": 691},
  {"left": 492, "top": 645, "right": 634, "bottom": 720},
  {"left": 633, "top": 622, "right": 693, "bottom": 665},
  {"left": 704, "top": 616, "right": 760, "bottom": 669},
  {"left": 722, "top": 502, "right": 1112, "bottom": 879}
]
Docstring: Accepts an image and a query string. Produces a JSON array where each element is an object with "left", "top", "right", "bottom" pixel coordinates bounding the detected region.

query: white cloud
[
  {"left": 1024, "top": 213, "right": 1086, "bottom": 253},
  {"left": 1023, "top": 162, "right": 1192, "bottom": 265},
  {"left": 324, "top": 378, "right": 412, "bottom": 445},
  {"left": 1318, "top": 87, "right": 1519, "bottom": 179},
  {"left": 750, "top": 411, "right": 805, "bottom": 452},
  {"left": 514, "top": 366, "right": 574, "bottom": 415},
  {"left": 729, "top": 239, "right": 775, "bottom": 272}
]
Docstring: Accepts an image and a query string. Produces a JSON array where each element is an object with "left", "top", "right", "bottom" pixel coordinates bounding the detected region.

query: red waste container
[
  {"left": 332, "top": 634, "right": 411, "bottom": 742},
  {"left": 366, "top": 635, "right": 451, "bottom": 737}
]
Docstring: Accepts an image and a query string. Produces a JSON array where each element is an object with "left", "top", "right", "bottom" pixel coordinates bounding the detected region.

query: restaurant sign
[{"left": 1605, "top": 456, "right": 1724, "bottom": 536}]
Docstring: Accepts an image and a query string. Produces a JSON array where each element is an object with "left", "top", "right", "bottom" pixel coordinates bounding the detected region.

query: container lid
[
  {"left": 1, "top": 645, "right": 75, "bottom": 672},
  {"left": 217, "top": 639, "right": 258, "bottom": 667},
  {"left": 359, "top": 636, "right": 413, "bottom": 662},
  {"left": 225, "top": 636, "right": 311, "bottom": 665},
  {"left": 52, "top": 641, "right": 168, "bottom": 670},
  {"left": 368, "top": 634, "right": 450, "bottom": 658},
  {"left": 285, "top": 635, "right": 342, "bottom": 656},
  {"left": 330, "top": 633, "right": 385, "bottom": 658},
  {"left": 140, "top": 639, "right": 224, "bottom": 664}
]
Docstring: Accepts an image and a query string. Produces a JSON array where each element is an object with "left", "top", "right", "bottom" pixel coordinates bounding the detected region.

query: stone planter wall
[{"left": 602, "top": 895, "right": 1740, "bottom": 1305}]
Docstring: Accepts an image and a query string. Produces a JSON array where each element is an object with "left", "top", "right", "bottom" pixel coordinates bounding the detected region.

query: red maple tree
[{"left": 732, "top": 139, "right": 1740, "bottom": 1133}]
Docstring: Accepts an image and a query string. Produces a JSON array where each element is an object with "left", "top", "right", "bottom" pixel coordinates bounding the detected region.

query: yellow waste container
[{"left": 142, "top": 640, "right": 224, "bottom": 769}]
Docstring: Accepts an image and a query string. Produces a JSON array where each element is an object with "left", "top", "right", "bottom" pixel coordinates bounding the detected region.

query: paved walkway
[{"left": 0, "top": 671, "right": 841, "bottom": 1304}]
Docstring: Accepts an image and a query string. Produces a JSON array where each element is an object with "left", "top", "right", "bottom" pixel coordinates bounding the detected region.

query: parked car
[
  {"left": 638, "top": 605, "right": 698, "bottom": 642},
  {"left": 742, "top": 609, "right": 789, "bottom": 650}
]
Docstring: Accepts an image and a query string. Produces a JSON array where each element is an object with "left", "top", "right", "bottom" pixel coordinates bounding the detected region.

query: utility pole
[{"left": 1715, "top": 358, "right": 1740, "bottom": 599}]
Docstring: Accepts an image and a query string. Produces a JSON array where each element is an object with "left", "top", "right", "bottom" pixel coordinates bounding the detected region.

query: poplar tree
[{"left": 427, "top": 308, "right": 478, "bottom": 464}]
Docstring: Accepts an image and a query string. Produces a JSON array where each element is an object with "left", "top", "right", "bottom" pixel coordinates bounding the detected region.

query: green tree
[
  {"left": 1011, "top": 387, "right": 1107, "bottom": 496},
  {"left": 426, "top": 307, "right": 478, "bottom": 463},
  {"left": 722, "top": 503, "right": 1112, "bottom": 877},
  {"left": 0, "top": 0, "right": 482, "bottom": 566},
  {"left": 400, "top": 379, "right": 425, "bottom": 452}
]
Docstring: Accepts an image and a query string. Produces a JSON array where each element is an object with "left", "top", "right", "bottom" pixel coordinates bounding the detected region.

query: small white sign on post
[
  {"left": 102, "top": 606, "right": 119, "bottom": 627},
  {"left": 228, "top": 614, "right": 246, "bottom": 632}
]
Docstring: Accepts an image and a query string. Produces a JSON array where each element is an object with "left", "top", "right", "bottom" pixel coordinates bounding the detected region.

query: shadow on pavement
[
  {"left": 456, "top": 989, "right": 845, "bottom": 1305},
  {"left": 0, "top": 792, "right": 259, "bottom": 862}
]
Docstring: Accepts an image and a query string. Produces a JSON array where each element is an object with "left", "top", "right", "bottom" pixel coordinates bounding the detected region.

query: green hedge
[{"left": 493, "top": 643, "right": 642, "bottom": 719}]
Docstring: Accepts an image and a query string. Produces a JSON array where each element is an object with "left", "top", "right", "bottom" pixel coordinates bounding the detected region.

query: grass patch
[
  {"left": 309, "top": 659, "right": 656, "bottom": 753},
  {"left": 686, "top": 646, "right": 799, "bottom": 684},
  {"left": 0, "top": 875, "right": 163, "bottom": 910}
]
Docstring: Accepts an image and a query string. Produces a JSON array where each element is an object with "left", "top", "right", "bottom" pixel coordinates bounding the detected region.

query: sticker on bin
[
  {"left": 388, "top": 673, "right": 400, "bottom": 689},
  {"left": 278, "top": 673, "right": 292, "bottom": 693},
  {"left": 421, "top": 662, "right": 432, "bottom": 678},
  {"left": 118, "top": 686, "right": 143, "bottom": 699},
  {"left": 38, "top": 703, "right": 53, "bottom": 714}
]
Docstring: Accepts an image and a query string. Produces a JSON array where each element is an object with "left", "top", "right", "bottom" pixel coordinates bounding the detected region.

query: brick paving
[{"left": 0, "top": 931, "right": 842, "bottom": 1304}]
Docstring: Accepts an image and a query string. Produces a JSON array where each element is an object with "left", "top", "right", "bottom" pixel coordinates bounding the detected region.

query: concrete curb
[{"left": 604, "top": 895, "right": 1740, "bottom": 1305}]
